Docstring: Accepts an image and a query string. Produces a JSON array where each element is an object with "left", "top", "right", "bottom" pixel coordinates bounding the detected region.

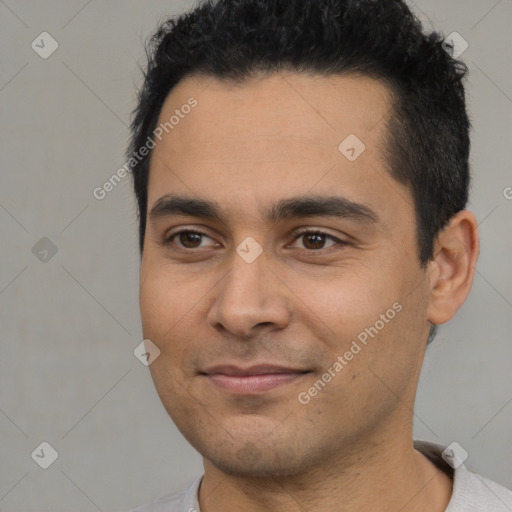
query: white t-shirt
[{"left": 130, "top": 441, "right": 512, "bottom": 512}]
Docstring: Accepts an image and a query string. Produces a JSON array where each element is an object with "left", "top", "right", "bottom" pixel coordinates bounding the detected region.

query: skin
[{"left": 139, "top": 71, "right": 479, "bottom": 511}]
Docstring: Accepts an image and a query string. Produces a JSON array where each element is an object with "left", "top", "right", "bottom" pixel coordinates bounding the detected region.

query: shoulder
[
  {"left": 129, "top": 476, "right": 202, "bottom": 512},
  {"left": 414, "top": 440, "right": 512, "bottom": 512},
  {"left": 447, "top": 464, "right": 512, "bottom": 512}
]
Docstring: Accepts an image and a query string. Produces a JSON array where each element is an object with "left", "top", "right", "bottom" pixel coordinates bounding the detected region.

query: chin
[
  {"left": 192, "top": 421, "right": 328, "bottom": 479},
  {"left": 205, "top": 441, "right": 311, "bottom": 478}
]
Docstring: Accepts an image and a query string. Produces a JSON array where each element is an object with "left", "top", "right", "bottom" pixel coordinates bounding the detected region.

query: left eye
[{"left": 289, "top": 231, "right": 341, "bottom": 250}]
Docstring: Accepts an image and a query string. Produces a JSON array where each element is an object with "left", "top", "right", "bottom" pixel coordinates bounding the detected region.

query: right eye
[{"left": 164, "top": 229, "right": 218, "bottom": 250}]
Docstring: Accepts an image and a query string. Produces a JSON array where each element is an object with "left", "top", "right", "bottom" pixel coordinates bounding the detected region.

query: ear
[{"left": 426, "top": 210, "right": 480, "bottom": 325}]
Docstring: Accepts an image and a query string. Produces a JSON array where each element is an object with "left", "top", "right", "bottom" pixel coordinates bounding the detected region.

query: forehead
[
  {"left": 147, "top": 72, "right": 408, "bottom": 223},
  {"left": 155, "top": 71, "right": 392, "bottom": 150}
]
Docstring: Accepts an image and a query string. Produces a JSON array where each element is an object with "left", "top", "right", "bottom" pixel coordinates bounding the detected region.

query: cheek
[
  {"left": 139, "top": 271, "right": 171, "bottom": 337},
  {"left": 288, "top": 266, "right": 419, "bottom": 399},
  {"left": 139, "top": 261, "right": 200, "bottom": 334},
  {"left": 284, "top": 266, "right": 398, "bottom": 341},
  {"left": 139, "top": 263, "right": 220, "bottom": 374}
]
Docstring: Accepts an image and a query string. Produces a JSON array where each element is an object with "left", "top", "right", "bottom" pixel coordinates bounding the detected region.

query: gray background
[{"left": 0, "top": 1, "right": 510, "bottom": 510}]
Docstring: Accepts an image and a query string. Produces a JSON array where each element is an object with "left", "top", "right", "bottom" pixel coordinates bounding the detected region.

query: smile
[{"left": 202, "top": 365, "right": 311, "bottom": 394}]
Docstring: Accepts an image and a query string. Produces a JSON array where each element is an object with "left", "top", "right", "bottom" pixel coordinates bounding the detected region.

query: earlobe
[{"left": 426, "top": 210, "right": 480, "bottom": 326}]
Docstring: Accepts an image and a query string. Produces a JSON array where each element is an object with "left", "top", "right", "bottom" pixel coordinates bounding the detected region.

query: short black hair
[{"left": 127, "top": 0, "right": 470, "bottom": 266}]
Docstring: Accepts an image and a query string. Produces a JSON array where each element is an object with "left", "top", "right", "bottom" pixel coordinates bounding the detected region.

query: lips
[{"left": 202, "top": 365, "right": 310, "bottom": 394}]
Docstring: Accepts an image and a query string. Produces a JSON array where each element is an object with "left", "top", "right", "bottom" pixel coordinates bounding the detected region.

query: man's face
[{"left": 139, "top": 72, "right": 432, "bottom": 476}]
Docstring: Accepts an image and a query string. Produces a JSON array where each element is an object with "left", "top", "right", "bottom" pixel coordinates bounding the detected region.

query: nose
[{"left": 207, "top": 248, "right": 292, "bottom": 340}]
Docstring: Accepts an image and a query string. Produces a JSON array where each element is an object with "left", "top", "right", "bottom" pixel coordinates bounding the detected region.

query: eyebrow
[{"left": 148, "top": 194, "right": 379, "bottom": 225}]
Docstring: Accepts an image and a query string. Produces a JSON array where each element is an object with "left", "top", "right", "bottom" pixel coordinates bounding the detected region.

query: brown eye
[
  {"left": 291, "top": 230, "right": 341, "bottom": 251},
  {"left": 302, "top": 233, "right": 329, "bottom": 250},
  {"left": 178, "top": 231, "right": 203, "bottom": 248},
  {"left": 165, "top": 229, "right": 214, "bottom": 249}
]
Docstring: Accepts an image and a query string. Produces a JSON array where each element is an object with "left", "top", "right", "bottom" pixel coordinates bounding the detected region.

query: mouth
[{"left": 201, "top": 365, "right": 312, "bottom": 394}]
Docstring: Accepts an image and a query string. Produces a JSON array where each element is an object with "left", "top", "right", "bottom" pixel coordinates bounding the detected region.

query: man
[{"left": 128, "top": 0, "right": 512, "bottom": 510}]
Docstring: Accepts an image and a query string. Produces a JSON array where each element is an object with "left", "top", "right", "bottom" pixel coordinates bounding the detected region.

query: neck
[{"left": 198, "top": 421, "right": 452, "bottom": 512}]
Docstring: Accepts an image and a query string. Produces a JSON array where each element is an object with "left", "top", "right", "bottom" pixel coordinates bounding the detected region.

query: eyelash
[{"left": 163, "top": 228, "right": 346, "bottom": 253}]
